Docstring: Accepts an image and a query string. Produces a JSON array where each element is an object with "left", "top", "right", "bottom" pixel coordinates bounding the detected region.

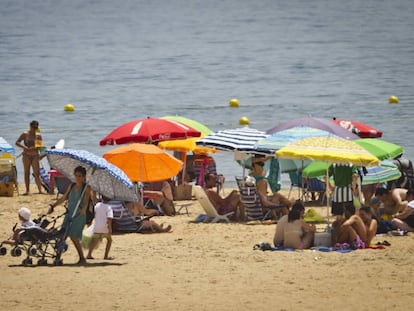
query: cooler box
[
  {"left": 314, "top": 232, "right": 332, "bottom": 247},
  {"left": 0, "top": 182, "right": 14, "bottom": 197}
]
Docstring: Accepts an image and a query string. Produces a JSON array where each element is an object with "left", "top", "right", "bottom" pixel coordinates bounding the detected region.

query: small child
[
  {"left": 86, "top": 196, "right": 114, "bottom": 260},
  {"left": 2, "top": 207, "right": 36, "bottom": 246}
]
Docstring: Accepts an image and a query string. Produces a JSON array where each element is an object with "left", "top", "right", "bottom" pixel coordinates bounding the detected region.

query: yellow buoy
[
  {"left": 388, "top": 96, "right": 399, "bottom": 104},
  {"left": 239, "top": 116, "right": 250, "bottom": 125},
  {"left": 64, "top": 103, "right": 75, "bottom": 112},
  {"left": 229, "top": 98, "right": 239, "bottom": 107}
]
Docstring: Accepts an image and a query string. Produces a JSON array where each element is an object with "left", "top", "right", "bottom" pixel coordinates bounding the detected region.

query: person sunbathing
[
  {"left": 332, "top": 205, "right": 367, "bottom": 249},
  {"left": 250, "top": 159, "right": 290, "bottom": 216},
  {"left": 204, "top": 173, "right": 246, "bottom": 222},
  {"left": 358, "top": 206, "right": 378, "bottom": 246},
  {"left": 144, "top": 180, "right": 175, "bottom": 216},
  {"left": 274, "top": 201, "right": 306, "bottom": 247},
  {"left": 391, "top": 189, "right": 414, "bottom": 232},
  {"left": 124, "top": 201, "right": 172, "bottom": 233},
  {"left": 375, "top": 187, "right": 409, "bottom": 218},
  {"left": 281, "top": 201, "right": 315, "bottom": 249}
]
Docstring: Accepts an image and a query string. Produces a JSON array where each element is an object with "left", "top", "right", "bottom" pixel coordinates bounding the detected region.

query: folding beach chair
[
  {"left": 303, "top": 178, "right": 326, "bottom": 205},
  {"left": 235, "top": 176, "right": 285, "bottom": 222},
  {"left": 192, "top": 185, "right": 233, "bottom": 223}
]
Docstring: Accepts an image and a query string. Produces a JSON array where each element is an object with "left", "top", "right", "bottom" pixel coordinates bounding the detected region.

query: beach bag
[{"left": 81, "top": 223, "right": 100, "bottom": 249}]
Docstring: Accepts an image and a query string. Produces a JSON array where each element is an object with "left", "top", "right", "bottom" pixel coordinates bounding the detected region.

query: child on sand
[{"left": 87, "top": 196, "right": 114, "bottom": 260}]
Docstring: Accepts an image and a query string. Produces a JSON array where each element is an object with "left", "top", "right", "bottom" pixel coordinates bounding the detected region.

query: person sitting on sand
[
  {"left": 274, "top": 201, "right": 305, "bottom": 247},
  {"left": 87, "top": 196, "right": 114, "bottom": 260},
  {"left": 358, "top": 206, "right": 378, "bottom": 246},
  {"left": 2, "top": 207, "right": 36, "bottom": 246},
  {"left": 281, "top": 201, "right": 316, "bottom": 249},
  {"left": 332, "top": 205, "right": 367, "bottom": 249},
  {"left": 391, "top": 189, "right": 414, "bottom": 232},
  {"left": 250, "top": 158, "right": 290, "bottom": 216},
  {"left": 374, "top": 187, "right": 409, "bottom": 218},
  {"left": 204, "top": 172, "right": 246, "bottom": 222}
]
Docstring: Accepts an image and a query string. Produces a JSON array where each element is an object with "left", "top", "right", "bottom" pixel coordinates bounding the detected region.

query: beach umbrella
[
  {"left": 160, "top": 115, "right": 213, "bottom": 136},
  {"left": 255, "top": 126, "right": 337, "bottom": 153},
  {"left": 99, "top": 117, "right": 201, "bottom": 146},
  {"left": 276, "top": 136, "right": 380, "bottom": 224},
  {"left": 332, "top": 119, "right": 382, "bottom": 138},
  {"left": 103, "top": 144, "right": 183, "bottom": 183},
  {"left": 196, "top": 126, "right": 269, "bottom": 153},
  {"left": 354, "top": 138, "right": 403, "bottom": 161},
  {"left": 303, "top": 160, "right": 401, "bottom": 185},
  {"left": 45, "top": 149, "right": 137, "bottom": 202},
  {"left": 267, "top": 117, "right": 359, "bottom": 139},
  {"left": 0, "top": 137, "right": 15, "bottom": 155},
  {"left": 159, "top": 115, "right": 216, "bottom": 154}
]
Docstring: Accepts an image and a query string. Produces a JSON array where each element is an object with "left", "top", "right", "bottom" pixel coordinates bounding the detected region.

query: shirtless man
[
  {"left": 358, "top": 206, "right": 378, "bottom": 246},
  {"left": 375, "top": 187, "right": 408, "bottom": 216},
  {"left": 204, "top": 173, "right": 246, "bottom": 221},
  {"left": 332, "top": 205, "right": 367, "bottom": 249}
]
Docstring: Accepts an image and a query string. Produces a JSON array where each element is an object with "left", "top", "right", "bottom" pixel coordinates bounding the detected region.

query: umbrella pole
[{"left": 325, "top": 163, "right": 330, "bottom": 230}]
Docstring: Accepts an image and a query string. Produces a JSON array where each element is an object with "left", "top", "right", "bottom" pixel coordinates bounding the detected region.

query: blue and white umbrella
[
  {"left": 196, "top": 127, "right": 268, "bottom": 153},
  {"left": 45, "top": 149, "right": 137, "bottom": 202}
]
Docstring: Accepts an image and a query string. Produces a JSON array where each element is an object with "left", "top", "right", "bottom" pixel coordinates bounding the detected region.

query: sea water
[{"left": 1, "top": 0, "right": 414, "bottom": 186}]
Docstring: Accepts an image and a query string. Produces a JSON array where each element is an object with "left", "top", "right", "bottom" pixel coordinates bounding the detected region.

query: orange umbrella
[{"left": 103, "top": 144, "right": 183, "bottom": 182}]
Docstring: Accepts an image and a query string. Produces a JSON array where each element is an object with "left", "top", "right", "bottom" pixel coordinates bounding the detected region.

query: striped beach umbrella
[{"left": 196, "top": 127, "right": 269, "bottom": 153}]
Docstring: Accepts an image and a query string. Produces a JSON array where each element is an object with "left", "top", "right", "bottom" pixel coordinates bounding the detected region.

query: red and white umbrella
[
  {"left": 99, "top": 117, "right": 201, "bottom": 146},
  {"left": 332, "top": 119, "right": 382, "bottom": 138}
]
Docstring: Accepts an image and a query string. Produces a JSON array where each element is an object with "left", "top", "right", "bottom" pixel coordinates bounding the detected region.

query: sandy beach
[{"left": 1, "top": 184, "right": 413, "bottom": 311}]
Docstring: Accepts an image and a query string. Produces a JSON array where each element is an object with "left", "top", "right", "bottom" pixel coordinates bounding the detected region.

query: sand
[{"left": 1, "top": 184, "right": 414, "bottom": 311}]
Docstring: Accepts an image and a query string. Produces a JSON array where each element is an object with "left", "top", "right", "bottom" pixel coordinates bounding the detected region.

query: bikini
[{"left": 23, "top": 132, "right": 39, "bottom": 162}]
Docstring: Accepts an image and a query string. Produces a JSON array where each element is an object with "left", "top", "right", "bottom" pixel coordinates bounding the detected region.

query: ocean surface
[{"left": 1, "top": 0, "right": 414, "bottom": 186}]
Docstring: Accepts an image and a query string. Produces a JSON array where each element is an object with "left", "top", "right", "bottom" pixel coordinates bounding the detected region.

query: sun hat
[{"left": 18, "top": 207, "right": 31, "bottom": 221}]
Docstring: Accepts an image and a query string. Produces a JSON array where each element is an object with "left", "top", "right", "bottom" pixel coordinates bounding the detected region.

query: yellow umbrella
[
  {"left": 103, "top": 144, "right": 183, "bottom": 182},
  {"left": 158, "top": 135, "right": 216, "bottom": 154},
  {"left": 276, "top": 136, "right": 380, "bottom": 226},
  {"left": 276, "top": 136, "right": 380, "bottom": 167}
]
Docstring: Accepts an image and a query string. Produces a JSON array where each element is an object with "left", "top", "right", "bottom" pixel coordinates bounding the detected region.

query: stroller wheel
[
  {"left": 37, "top": 259, "right": 47, "bottom": 266},
  {"left": 28, "top": 246, "right": 37, "bottom": 256},
  {"left": 11, "top": 247, "right": 22, "bottom": 257},
  {"left": 53, "top": 258, "right": 63, "bottom": 266},
  {"left": 22, "top": 258, "right": 33, "bottom": 266},
  {"left": 0, "top": 247, "right": 7, "bottom": 256}
]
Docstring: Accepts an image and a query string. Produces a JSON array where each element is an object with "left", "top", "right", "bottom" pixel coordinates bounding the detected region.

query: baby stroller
[{"left": 0, "top": 211, "right": 68, "bottom": 266}]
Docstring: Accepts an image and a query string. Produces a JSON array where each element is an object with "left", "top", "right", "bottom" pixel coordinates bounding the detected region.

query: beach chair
[
  {"left": 53, "top": 174, "right": 72, "bottom": 199},
  {"left": 303, "top": 178, "right": 326, "bottom": 205},
  {"left": 192, "top": 185, "right": 233, "bottom": 223},
  {"left": 235, "top": 176, "right": 285, "bottom": 222},
  {"left": 287, "top": 171, "right": 305, "bottom": 200}
]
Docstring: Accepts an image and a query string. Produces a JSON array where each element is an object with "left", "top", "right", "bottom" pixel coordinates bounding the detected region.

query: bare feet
[
  {"left": 104, "top": 256, "right": 114, "bottom": 260},
  {"left": 162, "top": 224, "right": 172, "bottom": 233},
  {"left": 22, "top": 192, "right": 29, "bottom": 196},
  {"left": 86, "top": 256, "right": 94, "bottom": 260},
  {"left": 77, "top": 258, "right": 87, "bottom": 265}
]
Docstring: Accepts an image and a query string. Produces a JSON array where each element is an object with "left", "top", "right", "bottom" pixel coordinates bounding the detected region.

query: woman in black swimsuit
[{"left": 15, "top": 120, "right": 44, "bottom": 195}]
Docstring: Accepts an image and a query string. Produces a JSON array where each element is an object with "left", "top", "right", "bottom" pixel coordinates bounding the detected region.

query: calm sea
[{"left": 1, "top": 0, "right": 414, "bottom": 185}]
